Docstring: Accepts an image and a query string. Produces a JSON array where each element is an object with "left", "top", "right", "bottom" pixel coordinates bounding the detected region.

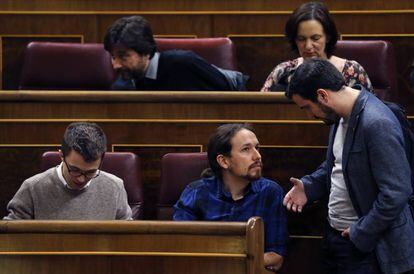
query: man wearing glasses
[{"left": 4, "top": 122, "right": 132, "bottom": 220}]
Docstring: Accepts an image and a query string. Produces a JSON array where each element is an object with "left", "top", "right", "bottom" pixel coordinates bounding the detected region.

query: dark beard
[
  {"left": 119, "top": 69, "right": 145, "bottom": 81},
  {"left": 242, "top": 164, "right": 262, "bottom": 181},
  {"left": 319, "top": 103, "right": 340, "bottom": 125},
  {"left": 242, "top": 172, "right": 262, "bottom": 181}
]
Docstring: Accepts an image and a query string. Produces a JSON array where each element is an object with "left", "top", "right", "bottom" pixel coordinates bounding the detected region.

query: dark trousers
[{"left": 322, "top": 223, "right": 381, "bottom": 274}]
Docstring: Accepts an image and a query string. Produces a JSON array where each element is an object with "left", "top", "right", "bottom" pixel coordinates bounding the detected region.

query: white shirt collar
[
  {"left": 56, "top": 162, "right": 92, "bottom": 190},
  {"left": 145, "top": 52, "right": 160, "bottom": 80}
]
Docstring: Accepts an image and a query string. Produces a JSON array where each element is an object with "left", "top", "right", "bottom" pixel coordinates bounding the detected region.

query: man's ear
[
  {"left": 58, "top": 149, "right": 64, "bottom": 161},
  {"left": 316, "top": 88, "right": 329, "bottom": 105},
  {"left": 216, "top": 154, "right": 229, "bottom": 170},
  {"left": 142, "top": 53, "right": 151, "bottom": 61}
]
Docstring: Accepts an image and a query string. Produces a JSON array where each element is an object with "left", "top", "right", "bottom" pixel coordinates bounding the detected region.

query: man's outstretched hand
[{"left": 283, "top": 177, "right": 307, "bottom": 213}]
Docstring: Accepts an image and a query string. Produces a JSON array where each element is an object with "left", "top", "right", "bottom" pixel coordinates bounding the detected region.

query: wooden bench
[{"left": 0, "top": 217, "right": 265, "bottom": 274}]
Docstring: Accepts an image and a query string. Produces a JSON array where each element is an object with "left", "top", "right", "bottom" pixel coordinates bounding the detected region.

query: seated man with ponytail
[{"left": 173, "top": 123, "right": 287, "bottom": 273}]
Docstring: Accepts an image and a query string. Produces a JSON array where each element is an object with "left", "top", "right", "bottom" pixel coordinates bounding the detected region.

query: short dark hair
[
  {"left": 61, "top": 122, "right": 107, "bottom": 162},
  {"left": 285, "top": 2, "right": 338, "bottom": 58},
  {"left": 286, "top": 59, "right": 345, "bottom": 102},
  {"left": 104, "top": 15, "right": 157, "bottom": 58},
  {"left": 207, "top": 123, "right": 253, "bottom": 178}
]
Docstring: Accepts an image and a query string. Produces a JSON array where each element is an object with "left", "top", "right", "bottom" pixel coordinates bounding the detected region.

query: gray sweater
[{"left": 4, "top": 167, "right": 132, "bottom": 220}]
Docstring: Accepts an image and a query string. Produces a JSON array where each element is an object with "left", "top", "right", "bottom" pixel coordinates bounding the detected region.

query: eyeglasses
[{"left": 63, "top": 159, "right": 101, "bottom": 179}]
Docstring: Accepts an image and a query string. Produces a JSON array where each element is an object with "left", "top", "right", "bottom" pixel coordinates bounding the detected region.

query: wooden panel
[
  {"left": 0, "top": 91, "right": 331, "bottom": 224},
  {"left": 0, "top": 219, "right": 260, "bottom": 274},
  {"left": 333, "top": 13, "right": 414, "bottom": 34},
  {"left": 215, "top": 14, "right": 288, "bottom": 36},
  {"left": 0, "top": 91, "right": 330, "bottom": 224},
  {"left": 0, "top": 7, "right": 414, "bottom": 110},
  {"left": 0, "top": 124, "right": 329, "bottom": 221},
  {"left": 95, "top": 14, "right": 212, "bottom": 41},
  {"left": 0, "top": 121, "right": 328, "bottom": 147},
  {"left": 261, "top": 147, "right": 326, "bottom": 186},
  {"left": 0, "top": 0, "right": 413, "bottom": 11},
  {"left": 261, "top": 147, "right": 327, "bottom": 236},
  {"left": 2, "top": 233, "right": 244, "bottom": 253},
  {"left": 230, "top": 36, "right": 294, "bottom": 90},
  {"left": 0, "top": 91, "right": 305, "bottom": 120},
  {"left": 1, "top": 256, "right": 245, "bottom": 274},
  {"left": 0, "top": 145, "right": 59, "bottom": 218},
  {"left": 0, "top": 14, "right": 97, "bottom": 38},
  {"left": 280, "top": 237, "right": 322, "bottom": 274},
  {"left": 0, "top": 92, "right": 329, "bottom": 273}
]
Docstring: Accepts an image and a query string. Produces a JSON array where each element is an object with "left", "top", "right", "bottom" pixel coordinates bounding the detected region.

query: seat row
[
  {"left": 19, "top": 38, "right": 237, "bottom": 90},
  {"left": 19, "top": 39, "right": 398, "bottom": 100},
  {"left": 40, "top": 151, "right": 208, "bottom": 220}
]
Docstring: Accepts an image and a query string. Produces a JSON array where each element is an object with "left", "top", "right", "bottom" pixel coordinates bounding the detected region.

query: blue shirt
[{"left": 173, "top": 176, "right": 287, "bottom": 256}]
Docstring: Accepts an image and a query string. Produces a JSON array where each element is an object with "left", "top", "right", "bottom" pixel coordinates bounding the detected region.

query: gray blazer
[{"left": 302, "top": 88, "right": 414, "bottom": 274}]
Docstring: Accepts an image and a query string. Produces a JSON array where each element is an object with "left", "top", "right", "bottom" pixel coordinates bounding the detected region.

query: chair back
[
  {"left": 334, "top": 40, "right": 398, "bottom": 101},
  {"left": 155, "top": 38, "right": 237, "bottom": 70},
  {"left": 40, "top": 151, "right": 144, "bottom": 219},
  {"left": 157, "top": 152, "right": 209, "bottom": 220},
  {"left": 20, "top": 39, "right": 237, "bottom": 90},
  {"left": 20, "top": 42, "right": 116, "bottom": 90}
]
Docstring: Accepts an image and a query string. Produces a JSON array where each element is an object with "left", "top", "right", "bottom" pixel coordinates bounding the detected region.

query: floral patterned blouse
[{"left": 261, "top": 58, "right": 373, "bottom": 92}]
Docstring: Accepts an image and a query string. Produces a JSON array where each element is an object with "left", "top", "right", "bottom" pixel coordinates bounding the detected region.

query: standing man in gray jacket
[
  {"left": 4, "top": 122, "right": 132, "bottom": 220},
  {"left": 284, "top": 59, "right": 414, "bottom": 274}
]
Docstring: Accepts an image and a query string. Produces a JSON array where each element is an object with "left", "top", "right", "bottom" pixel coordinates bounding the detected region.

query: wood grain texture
[
  {"left": 0, "top": 91, "right": 329, "bottom": 225},
  {"left": 0, "top": 219, "right": 260, "bottom": 274},
  {"left": 0, "top": 92, "right": 330, "bottom": 274},
  {"left": 0, "top": 0, "right": 413, "bottom": 11},
  {"left": 1, "top": 2, "right": 414, "bottom": 110}
]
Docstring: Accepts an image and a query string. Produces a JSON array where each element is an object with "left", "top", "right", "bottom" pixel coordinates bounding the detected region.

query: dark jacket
[
  {"left": 302, "top": 88, "right": 414, "bottom": 274},
  {"left": 113, "top": 50, "right": 231, "bottom": 91}
]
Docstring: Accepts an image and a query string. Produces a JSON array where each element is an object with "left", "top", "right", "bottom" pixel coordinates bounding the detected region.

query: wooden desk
[
  {"left": 0, "top": 3, "right": 413, "bottom": 106},
  {"left": 0, "top": 91, "right": 329, "bottom": 223},
  {"left": 0, "top": 218, "right": 264, "bottom": 274},
  {"left": 0, "top": 91, "right": 325, "bottom": 273}
]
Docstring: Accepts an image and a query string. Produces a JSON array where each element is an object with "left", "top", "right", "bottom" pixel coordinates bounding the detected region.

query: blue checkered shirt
[{"left": 173, "top": 176, "right": 287, "bottom": 256}]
